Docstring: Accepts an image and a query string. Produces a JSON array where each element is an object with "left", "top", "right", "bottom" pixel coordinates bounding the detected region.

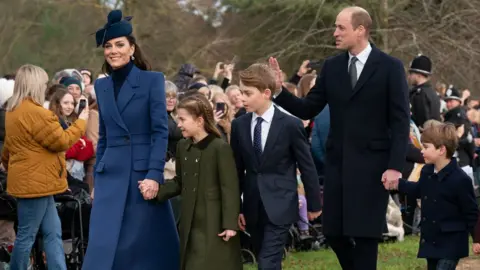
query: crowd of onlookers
[{"left": 1, "top": 51, "right": 480, "bottom": 268}]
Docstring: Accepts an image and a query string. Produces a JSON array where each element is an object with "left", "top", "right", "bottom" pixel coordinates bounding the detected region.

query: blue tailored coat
[{"left": 82, "top": 66, "right": 180, "bottom": 270}]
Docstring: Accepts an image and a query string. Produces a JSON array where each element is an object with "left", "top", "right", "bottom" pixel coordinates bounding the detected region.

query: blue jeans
[{"left": 10, "top": 196, "right": 66, "bottom": 270}]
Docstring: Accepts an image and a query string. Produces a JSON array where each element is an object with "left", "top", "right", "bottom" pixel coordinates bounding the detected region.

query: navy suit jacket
[{"left": 230, "top": 106, "right": 322, "bottom": 226}]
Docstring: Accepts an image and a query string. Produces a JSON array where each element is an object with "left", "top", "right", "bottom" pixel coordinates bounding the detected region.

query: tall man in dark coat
[{"left": 270, "top": 6, "right": 410, "bottom": 270}]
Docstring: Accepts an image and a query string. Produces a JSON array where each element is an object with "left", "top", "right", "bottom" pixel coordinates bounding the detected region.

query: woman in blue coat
[{"left": 82, "top": 10, "right": 180, "bottom": 270}]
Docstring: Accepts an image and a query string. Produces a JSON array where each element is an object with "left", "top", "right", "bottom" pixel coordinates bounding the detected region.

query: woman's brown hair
[
  {"left": 283, "top": 82, "right": 298, "bottom": 96},
  {"left": 84, "top": 91, "right": 98, "bottom": 111},
  {"left": 177, "top": 93, "right": 222, "bottom": 138},
  {"left": 49, "top": 89, "right": 78, "bottom": 123},
  {"left": 297, "top": 73, "right": 317, "bottom": 97},
  {"left": 45, "top": 84, "right": 65, "bottom": 101},
  {"left": 102, "top": 36, "right": 151, "bottom": 75}
]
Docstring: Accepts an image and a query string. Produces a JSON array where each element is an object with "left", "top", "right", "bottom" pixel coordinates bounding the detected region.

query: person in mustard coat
[
  {"left": 1, "top": 64, "right": 88, "bottom": 270},
  {"left": 140, "top": 94, "right": 242, "bottom": 270}
]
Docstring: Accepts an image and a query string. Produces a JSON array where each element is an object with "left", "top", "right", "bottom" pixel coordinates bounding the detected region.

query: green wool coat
[{"left": 156, "top": 134, "right": 242, "bottom": 270}]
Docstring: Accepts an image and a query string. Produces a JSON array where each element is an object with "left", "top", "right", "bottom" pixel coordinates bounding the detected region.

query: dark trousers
[
  {"left": 248, "top": 203, "right": 290, "bottom": 270},
  {"left": 325, "top": 235, "right": 379, "bottom": 270},
  {"left": 427, "top": 259, "right": 458, "bottom": 270}
]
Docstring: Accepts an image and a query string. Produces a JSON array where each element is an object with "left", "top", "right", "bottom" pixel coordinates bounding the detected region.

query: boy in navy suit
[
  {"left": 388, "top": 123, "right": 479, "bottom": 270},
  {"left": 230, "top": 63, "right": 322, "bottom": 270}
]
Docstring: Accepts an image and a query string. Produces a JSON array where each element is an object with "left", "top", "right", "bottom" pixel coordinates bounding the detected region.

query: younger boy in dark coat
[{"left": 388, "top": 123, "right": 479, "bottom": 270}]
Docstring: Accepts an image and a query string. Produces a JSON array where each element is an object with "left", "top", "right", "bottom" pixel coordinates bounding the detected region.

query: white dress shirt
[
  {"left": 251, "top": 103, "right": 275, "bottom": 151},
  {"left": 348, "top": 43, "right": 372, "bottom": 79}
]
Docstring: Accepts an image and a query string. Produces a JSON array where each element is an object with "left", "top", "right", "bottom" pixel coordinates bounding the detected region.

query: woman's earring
[{"left": 131, "top": 55, "right": 135, "bottom": 60}]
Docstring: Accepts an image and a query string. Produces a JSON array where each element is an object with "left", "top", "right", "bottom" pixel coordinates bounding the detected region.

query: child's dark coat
[{"left": 398, "top": 159, "right": 478, "bottom": 259}]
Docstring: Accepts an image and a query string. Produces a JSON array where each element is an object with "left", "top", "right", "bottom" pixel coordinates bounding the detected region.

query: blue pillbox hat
[{"left": 95, "top": 10, "right": 133, "bottom": 47}]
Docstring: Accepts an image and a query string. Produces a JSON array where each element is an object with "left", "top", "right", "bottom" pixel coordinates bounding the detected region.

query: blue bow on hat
[{"left": 95, "top": 10, "right": 133, "bottom": 47}]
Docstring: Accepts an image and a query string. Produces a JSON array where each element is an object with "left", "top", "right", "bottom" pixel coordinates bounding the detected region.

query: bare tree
[{"left": 2, "top": 0, "right": 480, "bottom": 92}]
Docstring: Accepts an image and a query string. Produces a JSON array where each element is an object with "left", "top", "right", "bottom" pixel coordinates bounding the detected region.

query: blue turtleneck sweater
[{"left": 111, "top": 60, "right": 134, "bottom": 100}]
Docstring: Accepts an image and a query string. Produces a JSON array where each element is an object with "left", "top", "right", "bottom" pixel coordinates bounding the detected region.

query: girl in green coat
[{"left": 139, "top": 93, "right": 242, "bottom": 270}]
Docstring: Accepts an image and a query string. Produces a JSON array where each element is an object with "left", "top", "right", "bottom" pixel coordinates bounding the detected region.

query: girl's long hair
[
  {"left": 48, "top": 89, "right": 78, "bottom": 124},
  {"left": 177, "top": 93, "right": 221, "bottom": 138}
]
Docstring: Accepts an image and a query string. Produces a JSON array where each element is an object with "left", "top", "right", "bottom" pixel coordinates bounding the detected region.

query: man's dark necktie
[
  {"left": 253, "top": 117, "right": 263, "bottom": 158},
  {"left": 349, "top": 56, "right": 358, "bottom": 89}
]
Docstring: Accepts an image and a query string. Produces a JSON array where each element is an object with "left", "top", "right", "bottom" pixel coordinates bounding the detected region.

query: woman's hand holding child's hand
[
  {"left": 218, "top": 230, "right": 236, "bottom": 241},
  {"left": 138, "top": 179, "right": 159, "bottom": 200}
]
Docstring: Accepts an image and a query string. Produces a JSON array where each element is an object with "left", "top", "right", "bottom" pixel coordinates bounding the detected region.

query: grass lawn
[{"left": 243, "top": 236, "right": 480, "bottom": 270}]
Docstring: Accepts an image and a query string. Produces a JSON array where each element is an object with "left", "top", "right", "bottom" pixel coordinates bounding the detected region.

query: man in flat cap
[{"left": 408, "top": 54, "right": 441, "bottom": 128}]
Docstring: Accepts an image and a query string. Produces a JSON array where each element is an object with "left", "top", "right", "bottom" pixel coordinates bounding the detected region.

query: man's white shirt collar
[{"left": 349, "top": 43, "right": 372, "bottom": 65}]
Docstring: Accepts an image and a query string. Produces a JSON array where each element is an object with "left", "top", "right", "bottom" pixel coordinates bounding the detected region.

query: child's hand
[
  {"left": 383, "top": 178, "right": 399, "bottom": 190},
  {"left": 299, "top": 199, "right": 303, "bottom": 208},
  {"left": 308, "top": 211, "right": 322, "bottom": 221},
  {"left": 238, "top": 214, "right": 246, "bottom": 231},
  {"left": 473, "top": 243, "right": 480, "bottom": 254},
  {"left": 218, "top": 230, "right": 237, "bottom": 241},
  {"left": 382, "top": 170, "right": 400, "bottom": 190}
]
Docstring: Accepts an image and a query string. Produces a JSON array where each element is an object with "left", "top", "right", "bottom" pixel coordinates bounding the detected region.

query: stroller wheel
[
  {"left": 311, "top": 241, "right": 322, "bottom": 251},
  {"left": 287, "top": 228, "right": 296, "bottom": 251},
  {"left": 282, "top": 247, "right": 288, "bottom": 260},
  {"left": 241, "top": 249, "right": 256, "bottom": 265},
  {"left": 65, "top": 238, "right": 87, "bottom": 270}
]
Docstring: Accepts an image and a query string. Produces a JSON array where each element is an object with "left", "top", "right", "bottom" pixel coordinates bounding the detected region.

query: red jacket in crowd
[{"left": 66, "top": 136, "right": 94, "bottom": 161}]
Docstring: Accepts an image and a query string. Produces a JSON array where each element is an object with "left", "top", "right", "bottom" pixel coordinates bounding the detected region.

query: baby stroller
[
  {"left": 30, "top": 175, "right": 91, "bottom": 270},
  {"left": 239, "top": 230, "right": 289, "bottom": 266},
  {"left": 0, "top": 171, "right": 16, "bottom": 267},
  {"left": 29, "top": 191, "right": 90, "bottom": 270},
  {"left": 239, "top": 231, "right": 256, "bottom": 265},
  {"left": 286, "top": 215, "right": 327, "bottom": 252},
  {"left": 56, "top": 190, "right": 90, "bottom": 270}
]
